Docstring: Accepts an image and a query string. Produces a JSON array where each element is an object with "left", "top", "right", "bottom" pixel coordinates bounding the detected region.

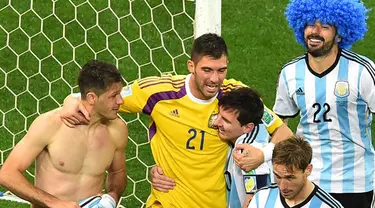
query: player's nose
[
  {"left": 117, "top": 95, "right": 124, "bottom": 105},
  {"left": 279, "top": 179, "right": 288, "bottom": 189},
  {"left": 210, "top": 71, "right": 219, "bottom": 83}
]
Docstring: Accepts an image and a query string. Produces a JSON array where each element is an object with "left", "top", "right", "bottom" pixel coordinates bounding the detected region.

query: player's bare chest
[{"left": 45, "top": 129, "right": 116, "bottom": 174}]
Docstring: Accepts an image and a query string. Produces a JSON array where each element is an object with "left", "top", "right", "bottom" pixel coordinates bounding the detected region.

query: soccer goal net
[{"left": 0, "top": 0, "right": 221, "bottom": 207}]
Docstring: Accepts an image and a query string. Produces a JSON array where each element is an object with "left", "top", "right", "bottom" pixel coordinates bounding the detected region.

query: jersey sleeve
[
  {"left": 252, "top": 124, "right": 270, "bottom": 144},
  {"left": 262, "top": 105, "right": 283, "bottom": 135},
  {"left": 251, "top": 141, "right": 271, "bottom": 175},
  {"left": 359, "top": 62, "right": 375, "bottom": 113},
  {"left": 119, "top": 75, "right": 186, "bottom": 114},
  {"left": 119, "top": 80, "right": 149, "bottom": 114},
  {"left": 273, "top": 69, "right": 299, "bottom": 118},
  {"left": 221, "top": 78, "right": 246, "bottom": 92}
]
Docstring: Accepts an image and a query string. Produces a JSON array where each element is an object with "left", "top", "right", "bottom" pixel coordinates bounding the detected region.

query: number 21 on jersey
[{"left": 186, "top": 128, "right": 205, "bottom": 150}]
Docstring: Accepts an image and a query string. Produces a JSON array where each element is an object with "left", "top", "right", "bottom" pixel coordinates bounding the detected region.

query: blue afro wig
[{"left": 285, "top": 0, "right": 370, "bottom": 49}]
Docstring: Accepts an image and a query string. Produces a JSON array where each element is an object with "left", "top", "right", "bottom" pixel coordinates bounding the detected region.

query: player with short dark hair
[
  {"left": 215, "top": 87, "right": 272, "bottom": 208},
  {"left": 0, "top": 60, "right": 127, "bottom": 208}
]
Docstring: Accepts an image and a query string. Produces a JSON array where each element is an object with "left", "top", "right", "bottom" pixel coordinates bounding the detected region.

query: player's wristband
[
  {"left": 262, "top": 143, "right": 275, "bottom": 162},
  {"left": 99, "top": 194, "right": 116, "bottom": 208}
]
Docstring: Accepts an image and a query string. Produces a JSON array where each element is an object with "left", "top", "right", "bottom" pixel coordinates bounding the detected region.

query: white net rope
[{"left": 0, "top": 0, "right": 194, "bottom": 207}]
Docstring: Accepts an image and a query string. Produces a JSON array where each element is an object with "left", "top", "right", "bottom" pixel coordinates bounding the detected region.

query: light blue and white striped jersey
[
  {"left": 273, "top": 49, "right": 375, "bottom": 193},
  {"left": 248, "top": 183, "right": 343, "bottom": 208},
  {"left": 226, "top": 124, "right": 272, "bottom": 208}
]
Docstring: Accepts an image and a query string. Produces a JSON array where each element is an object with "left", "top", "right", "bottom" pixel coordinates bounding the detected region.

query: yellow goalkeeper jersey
[{"left": 119, "top": 74, "right": 282, "bottom": 208}]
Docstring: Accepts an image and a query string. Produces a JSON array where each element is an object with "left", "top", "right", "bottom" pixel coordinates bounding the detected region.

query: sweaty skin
[
  {"left": 34, "top": 110, "right": 126, "bottom": 207},
  {"left": 0, "top": 107, "right": 127, "bottom": 208}
]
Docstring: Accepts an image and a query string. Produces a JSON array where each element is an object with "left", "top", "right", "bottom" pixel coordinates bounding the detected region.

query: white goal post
[{"left": 194, "top": 0, "right": 222, "bottom": 38}]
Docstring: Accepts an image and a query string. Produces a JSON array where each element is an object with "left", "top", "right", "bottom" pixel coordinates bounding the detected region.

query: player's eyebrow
[
  {"left": 217, "top": 66, "right": 227, "bottom": 70},
  {"left": 110, "top": 89, "right": 121, "bottom": 96},
  {"left": 201, "top": 66, "right": 213, "bottom": 71},
  {"left": 221, "top": 115, "right": 231, "bottom": 124},
  {"left": 273, "top": 171, "right": 295, "bottom": 179},
  {"left": 273, "top": 171, "right": 281, "bottom": 178},
  {"left": 201, "top": 66, "right": 227, "bottom": 71}
]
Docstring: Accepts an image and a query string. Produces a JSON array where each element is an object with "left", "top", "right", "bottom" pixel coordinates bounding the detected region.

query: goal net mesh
[{"left": 0, "top": 0, "right": 194, "bottom": 207}]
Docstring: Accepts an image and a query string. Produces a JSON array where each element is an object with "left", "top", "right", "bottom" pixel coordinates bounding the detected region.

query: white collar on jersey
[
  {"left": 235, "top": 134, "right": 249, "bottom": 145},
  {"left": 185, "top": 74, "right": 218, "bottom": 104}
]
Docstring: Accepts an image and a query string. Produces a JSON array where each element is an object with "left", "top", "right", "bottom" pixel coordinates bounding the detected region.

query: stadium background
[{"left": 0, "top": 0, "right": 374, "bottom": 207}]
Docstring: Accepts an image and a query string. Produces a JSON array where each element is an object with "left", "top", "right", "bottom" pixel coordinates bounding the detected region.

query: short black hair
[
  {"left": 78, "top": 60, "right": 122, "bottom": 99},
  {"left": 190, "top": 33, "right": 228, "bottom": 64},
  {"left": 218, "top": 87, "right": 264, "bottom": 126}
]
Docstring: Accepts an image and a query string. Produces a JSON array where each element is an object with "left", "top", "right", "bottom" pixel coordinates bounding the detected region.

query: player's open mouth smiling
[
  {"left": 309, "top": 39, "right": 322, "bottom": 43},
  {"left": 308, "top": 38, "right": 324, "bottom": 47},
  {"left": 206, "top": 84, "right": 218, "bottom": 92},
  {"left": 307, "top": 34, "right": 324, "bottom": 47},
  {"left": 218, "top": 128, "right": 225, "bottom": 134}
]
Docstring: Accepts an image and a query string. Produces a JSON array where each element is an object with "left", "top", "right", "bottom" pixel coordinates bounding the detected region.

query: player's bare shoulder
[
  {"left": 34, "top": 108, "right": 65, "bottom": 133},
  {"left": 22, "top": 108, "right": 65, "bottom": 146},
  {"left": 107, "top": 118, "right": 128, "bottom": 149}
]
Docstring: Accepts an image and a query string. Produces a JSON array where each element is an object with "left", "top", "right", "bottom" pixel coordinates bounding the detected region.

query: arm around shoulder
[
  {"left": 61, "top": 94, "right": 90, "bottom": 126},
  {"left": 270, "top": 123, "right": 293, "bottom": 144},
  {"left": 262, "top": 105, "right": 294, "bottom": 144}
]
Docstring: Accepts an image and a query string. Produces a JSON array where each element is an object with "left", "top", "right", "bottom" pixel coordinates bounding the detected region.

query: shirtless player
[{"left": 0, "top": 60, "right": 127, "bottom": 208}]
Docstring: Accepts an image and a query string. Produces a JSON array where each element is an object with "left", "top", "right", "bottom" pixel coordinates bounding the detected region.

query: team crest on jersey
[
  {"left": 208, "top": 113, "right": 218, "bottom": 129},
  {"left": 334, "top": 81, "right": 349, "bottom": 98}
]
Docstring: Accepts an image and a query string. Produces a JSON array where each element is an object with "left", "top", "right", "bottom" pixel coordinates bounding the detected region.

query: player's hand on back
[
  {"left": 151, "top": 166, "right": 176, "bottom": 192},
  {"left": 60, "top": 95, "right": 90, "bottom": 127},
  {"left": 233, "top": 144, "right": 264, "bottom": 172}
]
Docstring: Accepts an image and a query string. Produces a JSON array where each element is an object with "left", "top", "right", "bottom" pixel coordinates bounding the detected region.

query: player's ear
[
  {"left": 187, "top": 59, "right": 195, "bottom": 73},
  {"left": 86, "top": 91, "right": 97, "bottom": 105},
  {"left": 334, "top": 35, "right": 341, "bottom": 43},
  {"left": 304, "top": 164, "right": 313, "bottom": 176},
  {"left": 334, "top": 28, "right": 341, "bottom": 43},
  {"left": 242, "top": 123, "right": 254, "bottom": 134}
]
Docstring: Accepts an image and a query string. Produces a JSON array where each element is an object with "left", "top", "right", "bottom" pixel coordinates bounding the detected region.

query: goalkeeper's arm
[{"left": 61, "top": 94, "right": 90, "bottom": 127}]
